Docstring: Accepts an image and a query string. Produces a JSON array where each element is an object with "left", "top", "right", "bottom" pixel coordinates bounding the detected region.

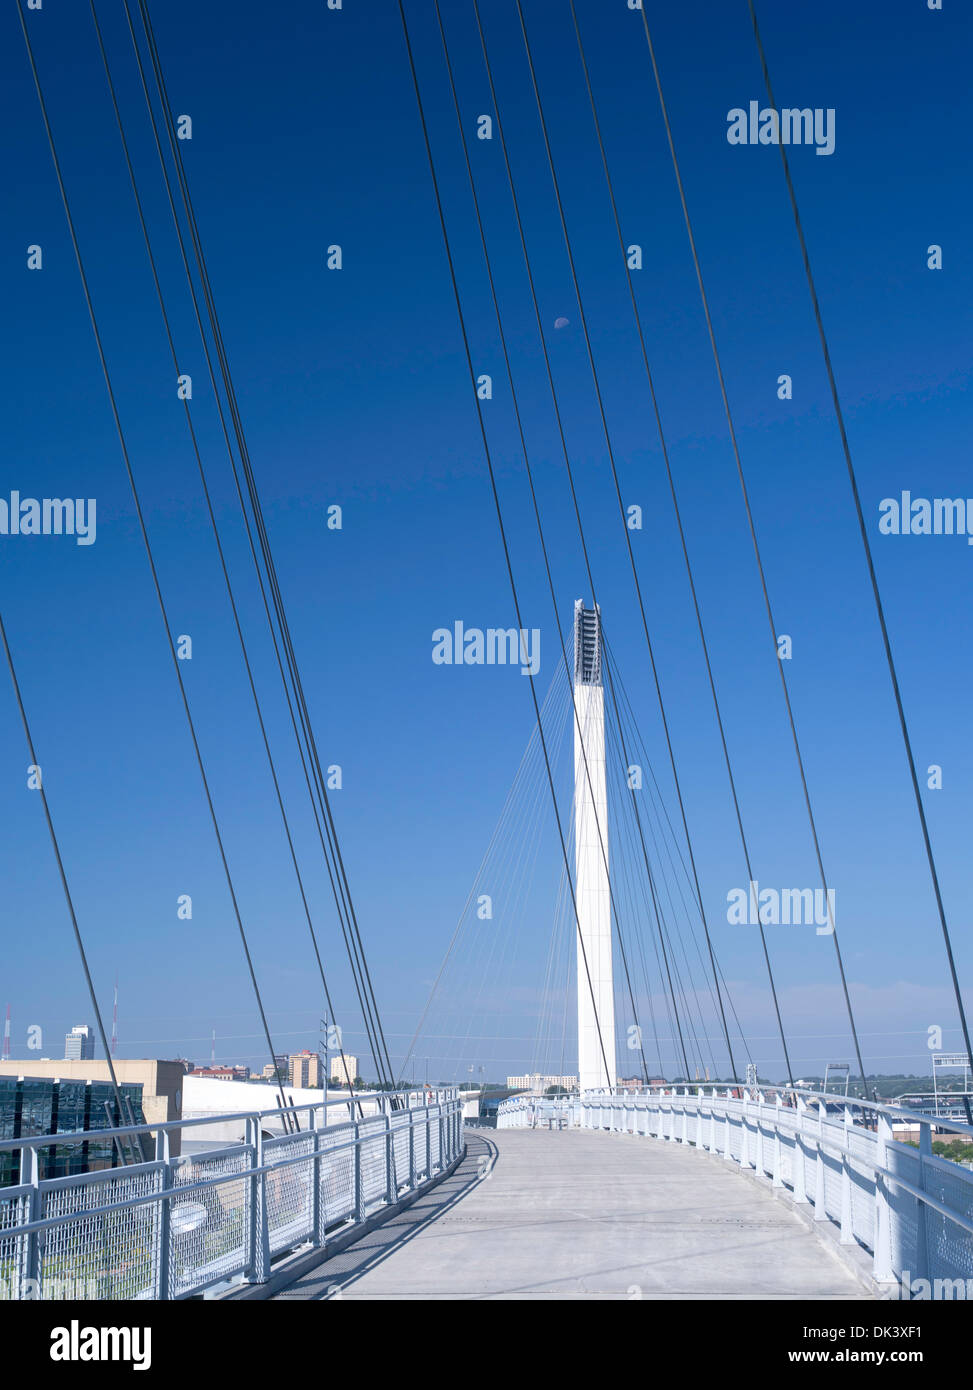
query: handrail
[
  {"left": 0, "top": 1086, "right": 458, "bottom": 1154},
  {"left": 0, "top": 1092, "right": 465, "bottom": 1301}
]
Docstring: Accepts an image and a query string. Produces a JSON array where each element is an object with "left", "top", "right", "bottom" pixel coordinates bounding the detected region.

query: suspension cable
[
  {"left": 746, "top": 0, "right": 973, "bottom": 1075},
  {"left": 130, "top": 0, "right": 395, "bottom": 1092},
  {"left": 89, "top": 0, "right": 363, "bottom": 1120},
  {"left": 17, "top": 0, "right": 292, "bottom": 1118},
  {"left": 503, "top": 0, "right": 744, "bottom": 1078},
  {"left": 396, "top": 0, "right": 614, "bottom": 1090},
  {"left": 433, "top": 0, "right": 648, "bottom": 1085},
  {"left": 635, "top": 2, "right": 867, "bottom": 1090}
]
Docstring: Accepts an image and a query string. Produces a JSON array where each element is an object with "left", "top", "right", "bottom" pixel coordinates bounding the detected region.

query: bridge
[
  {"left": 2, "top": 1084, "right": 971, "bottom": 1301},
  {"left": 3, "top": 0, "right": 972, "bottom": 1327}
]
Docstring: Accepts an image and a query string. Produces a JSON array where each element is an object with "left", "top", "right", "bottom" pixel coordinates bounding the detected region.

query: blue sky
[{"left": 0, "top": 0, "right": 970, "bottom": 1084}]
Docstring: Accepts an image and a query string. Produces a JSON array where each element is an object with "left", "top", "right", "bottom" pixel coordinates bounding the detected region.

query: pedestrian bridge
[
  {"left": 269, "top": 1127, "right": 866, "bottom": 1300},
  {"left": 2, "top": 1087, "right": 971, "bottom": 1300}
]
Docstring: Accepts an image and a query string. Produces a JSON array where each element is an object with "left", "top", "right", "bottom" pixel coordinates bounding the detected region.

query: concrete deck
[{"left": 272, "top": 1127, "right": 871, "bottom": 1300}]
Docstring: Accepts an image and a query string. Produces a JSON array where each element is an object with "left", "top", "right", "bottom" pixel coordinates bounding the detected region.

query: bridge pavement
[{"left": 271, "top": 1127, "right": 871, "bottom": 1300}]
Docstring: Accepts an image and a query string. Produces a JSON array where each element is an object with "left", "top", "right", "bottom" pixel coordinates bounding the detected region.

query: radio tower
[
  {"left": 2, "top": 1005, "right": 10, "bottom": 1061},
  {"left": 111, "top": 977, "right": 118, "bottom": 1056}
]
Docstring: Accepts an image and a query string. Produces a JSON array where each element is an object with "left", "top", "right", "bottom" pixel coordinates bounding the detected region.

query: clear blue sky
[{"left": 1, "top": 0, "right": 970, "bottom": 1084}]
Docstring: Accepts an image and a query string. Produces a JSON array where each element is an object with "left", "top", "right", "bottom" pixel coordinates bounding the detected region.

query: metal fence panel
[
  {"left": 169, "top": 1146, "right": 251, "bottom": 1297},
  {"left": 41, "top": 1163, "right": 164, "bottom": 1300},
  {"left": 264, "top": 1133, "right": 315, "bottom": 1258},
  {"left": 318, "top": 1124, "right": 355, "bottom": 1227}
]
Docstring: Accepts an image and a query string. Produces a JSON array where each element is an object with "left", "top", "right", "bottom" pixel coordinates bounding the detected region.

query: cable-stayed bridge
[{"left": 2, "top": 0, "right": 971, "bottom": 1318}]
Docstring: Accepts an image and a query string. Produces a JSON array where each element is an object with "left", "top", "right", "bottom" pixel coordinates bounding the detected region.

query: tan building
[
  {"left": 288, "top": 1051, "right": 321, "bottom": 1089},
  {"left": 0, "top": 1058, "right": 185, "bottom": 1154},
  {"left": 330, "top": 1053, "right": 358, "bottom": 1087}
]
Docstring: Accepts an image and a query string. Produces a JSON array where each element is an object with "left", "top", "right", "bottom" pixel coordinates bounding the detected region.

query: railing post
[
  {"left": 872, "top": 1111, "right": 895, "bottom": 1283},
  {"left": 409, "top": 1110, "right": 416, "bottom": 1189},
  {"left": 314, "top": 1121, "right": 331, "bottom": 1248},
  {"left": 839, "top": 1105, "right": 854, "bottom": 1244},
  {"left": 754, "top": 1096, "right": 763, "bottom": 1174},
  {"left": 681, "top": 1093, "right": 689, "bottom": 1146},
  {"left": 914, "top": 1121, "right": 931, "bottom": 1280},
  {"left": 755, "top": 1092, "right": 765, "bottom": 1175},
  {"left": 814, "top": 1102, "right": 827, "bottom": 1220},
  {"left": 709, "top": 1090, "right": 717, "bottom": 1153},
  {"left": 155, "top": 1129, "right": 172, "bottom": 1300},
  {"left": 723, "top": 1091, "right": 732, "bottom": 1163},
  {"left": 354, "top": 1121, "right": 366, "bottom": 1225},
  {"left": 772, "top": 1094, "right": 783, "bottom": 1188},
  {"left": 385, "top": 1112, "right": 395, "bottom": 1204},
  {"left": 25, "top": 1146, "right": 41, "bottom": 1297},
  {"left": 741, "top": 1095, "right": 751, "bottom": 1169},
  {"left": 793, "top": 1097, "right": 809, "bottom": 1203},
  {"left": 248, "top": 1118, "right": 271, "bottom": 1285},
  {"left": 425, "top": 1106, "right": 432, "bottom": 1179}
]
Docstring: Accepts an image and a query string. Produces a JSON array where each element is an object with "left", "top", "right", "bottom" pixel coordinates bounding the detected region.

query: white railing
[
  {"left": 0, "top": 1089, "right": 463, "bottom": 1301},
  {"left": 498, "top": 1086, "right": 973, "bottom": 1291}
]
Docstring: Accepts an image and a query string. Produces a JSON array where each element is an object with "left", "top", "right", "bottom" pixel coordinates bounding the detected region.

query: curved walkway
[{"left": 273, "top": 1127, "right": 871, "bottom": 1300}]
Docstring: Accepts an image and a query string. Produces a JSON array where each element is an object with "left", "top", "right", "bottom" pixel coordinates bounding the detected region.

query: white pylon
[{"left": 573, "top": 600, "right": 616, "bottom": 1093}]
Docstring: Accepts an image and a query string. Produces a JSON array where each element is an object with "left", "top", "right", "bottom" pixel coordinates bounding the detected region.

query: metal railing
[
  {"left": 0, "top": 1089, "right": 463, "bottom": 1300},
  {"left": 497, "top": 1086, "right": 973, "bottom": 1291}
]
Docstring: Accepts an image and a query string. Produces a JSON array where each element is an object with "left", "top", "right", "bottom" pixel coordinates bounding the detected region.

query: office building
[
  {"left": 330, "top": 1054, "right": 358, "bottom": 1087},
  {"left": 64, "top": 1025, "right": 95, "bottom": 1061},
  {"left": 288, "top": 1051, "right": 321, "bottom": 1089}
]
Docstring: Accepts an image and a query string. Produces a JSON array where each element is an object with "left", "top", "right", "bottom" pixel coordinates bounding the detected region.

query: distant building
[
  {"left": 506, "top": 1073, "right": 578, "bottom": 1095},
  {"left": 330, "top": 1054, "right": 358, "bottom": 1087},
  {"left": 64, "top": 1025, "right": 95, "bottom": 1061},
  {"left": 288, "top": 1051, "right": 320, "bottom": 1089},
  {"left": 192, "top": 1065, "right": 250, "bottom": 1082},
  {"left": 0, "top": 1059, "right": 185, "bottom": 1174},
  {"left": 262, "top": 1056, "right": 290, "bottom": 1082}
]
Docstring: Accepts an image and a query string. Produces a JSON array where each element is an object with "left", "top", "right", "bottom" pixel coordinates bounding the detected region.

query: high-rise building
[
  {"left": 288, "top": 1051, "right": 321, "bottom": 1089},
  {"left": 329, "top": 1054, "right": 358, "bottom": 1087},
  {"left": 64, "top": 1025, "right": 95, "bottom": 1061}
]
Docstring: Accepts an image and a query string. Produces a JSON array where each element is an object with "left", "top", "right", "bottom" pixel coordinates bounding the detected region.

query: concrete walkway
[{"left": 273, "top": 1128, "right": 871, "bottom": 1300}]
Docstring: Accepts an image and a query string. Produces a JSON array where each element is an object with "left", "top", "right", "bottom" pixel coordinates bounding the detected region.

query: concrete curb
[{"left": 218, "top": 1144, "right": 468, "bottom": 1302}]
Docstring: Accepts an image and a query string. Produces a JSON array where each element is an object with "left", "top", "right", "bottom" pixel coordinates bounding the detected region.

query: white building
[{"left": 506, "top": 1074, "right": 578, "bottom": 1096}]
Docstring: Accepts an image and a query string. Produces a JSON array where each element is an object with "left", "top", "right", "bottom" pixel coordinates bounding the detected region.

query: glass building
[{"left": 0, "top": 1077, "right": 146, "bottom": 1185}]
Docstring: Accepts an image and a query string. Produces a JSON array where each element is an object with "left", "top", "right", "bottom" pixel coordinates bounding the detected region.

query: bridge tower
[{"left": 573, "top": 600, "right": 616, "bottom": 1093}]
